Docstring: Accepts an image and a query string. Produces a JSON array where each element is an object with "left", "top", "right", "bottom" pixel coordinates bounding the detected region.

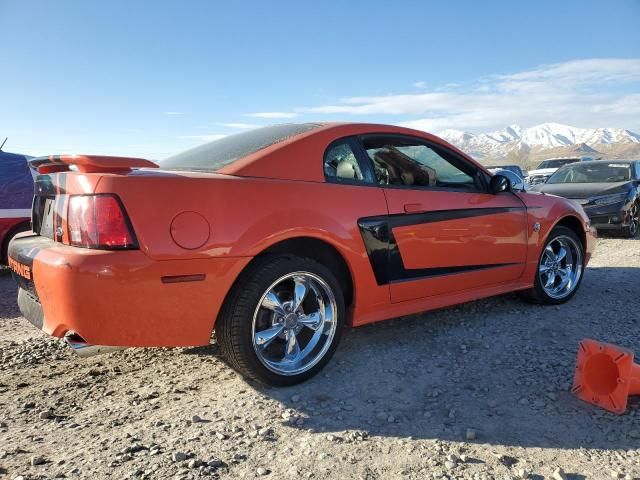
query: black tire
[
  {"left": 216, "top": 254, "right": 345, "bottom": 386},
  {"left": 1, "top": 221, "right": 31, "bottom": 266},
  {"left": 621, "top": 202, "right": 639, "bottom": 239},
  {"left": 519, "top": 226, "right": 585, "bottom": 305}
]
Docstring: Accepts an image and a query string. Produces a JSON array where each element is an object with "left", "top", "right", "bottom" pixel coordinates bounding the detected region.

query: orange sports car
[{"left": 8, "top": 123, "right": 597, "bottom": 385}]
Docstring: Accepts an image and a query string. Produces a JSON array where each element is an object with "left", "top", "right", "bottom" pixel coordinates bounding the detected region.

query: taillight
[{"left": 67, "top": 195, "right": 138, "bottom": 249}]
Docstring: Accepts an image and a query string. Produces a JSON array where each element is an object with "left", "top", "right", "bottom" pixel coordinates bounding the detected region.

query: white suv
[{"left": 526, "top": 157, "right": 594, "bottom": 185}]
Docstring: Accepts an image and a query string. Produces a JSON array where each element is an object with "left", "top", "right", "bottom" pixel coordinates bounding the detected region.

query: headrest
[{"left": 337, "top": 160, "right": 356, "bottom": 179}]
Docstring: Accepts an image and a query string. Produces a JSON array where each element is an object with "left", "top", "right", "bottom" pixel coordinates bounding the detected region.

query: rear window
[{"left": 158, "top": 123, "right": 321, "bottom": 172}]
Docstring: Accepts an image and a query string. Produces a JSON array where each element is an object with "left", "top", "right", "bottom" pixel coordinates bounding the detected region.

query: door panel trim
[{"left": 358, "top": 206, "right": 526, "bottom": 285}]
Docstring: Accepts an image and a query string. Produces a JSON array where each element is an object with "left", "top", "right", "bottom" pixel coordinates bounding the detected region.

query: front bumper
[
  {"left": 8, "top": 234, "right": 251, "bottom": 347},
  {"left": 526, "top": 174, "right": 551, "bottom": 186},
  {"left": 583, "top": 202, "right": 631, "bottom": 231}
]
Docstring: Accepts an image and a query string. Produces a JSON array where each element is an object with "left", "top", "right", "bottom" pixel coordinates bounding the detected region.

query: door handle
[{"left": 403, "top": 203, "right": 426, "bottom": 213}]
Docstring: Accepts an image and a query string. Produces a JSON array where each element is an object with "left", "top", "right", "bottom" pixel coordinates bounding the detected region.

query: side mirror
[{"left": 490, "top": 174, "right": 512, "bottom": 194}]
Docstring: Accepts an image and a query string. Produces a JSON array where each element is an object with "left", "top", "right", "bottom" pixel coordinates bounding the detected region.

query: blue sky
[{"left": 1, "top": 0, "right": 639, "bottom": 159}]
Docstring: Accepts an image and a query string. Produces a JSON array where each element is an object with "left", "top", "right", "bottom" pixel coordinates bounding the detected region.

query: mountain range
[{"left": 438, "top": 123, "right": 640, "bottom": 166}]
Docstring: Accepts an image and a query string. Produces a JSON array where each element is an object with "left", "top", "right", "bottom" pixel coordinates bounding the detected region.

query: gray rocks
[
  {"left": 38, "top": 409, "right": 53, "bottom": 420},
  {"left": 207, "top": 458, "right": 224, "bottom": 468},
  {"left": 444, "top": 460, "right": 456, "bottom": 470},
  {"left": 0, "top": 238, "right": 638, "bottom": 480},
  {"left": 552, "top": 467, "right": 568, "bottom": 480},
  {"left": 171, "top": 451, "right": 187, "bottom": 462},
  {"left": 30, "top": 456, "right": 46, "bottom": 466}
]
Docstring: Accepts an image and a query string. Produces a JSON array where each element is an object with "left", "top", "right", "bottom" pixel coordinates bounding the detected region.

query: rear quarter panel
[{"left": 95, "top": 173, "right": 392, "bottom": 318}]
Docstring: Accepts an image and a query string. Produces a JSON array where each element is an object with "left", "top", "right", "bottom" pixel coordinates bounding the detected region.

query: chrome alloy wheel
[
  {"left": 251, "top": 272, "right": 337, "bottom": 376},
  {"left": 538, "top": 235, "right": 583, "bottom": 300}
]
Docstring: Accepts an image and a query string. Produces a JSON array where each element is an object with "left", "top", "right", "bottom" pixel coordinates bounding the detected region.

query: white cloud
[
  {"left": 413, "top": 81, "right": 427, "bottom": 89},
  {"left": 302, "top": 58, "right": 640, "bottom": 133},
  {"left": 245, "top": 112, "right": 299, "bottom": 119},
  {"left": 165, "top": 111, "right": 184, "bottom": 115},
  {"left": 219, "top": 122, "right": 261, "bottom": 129},
  {"left": 495, "top": 58, "right": 640, "bottom": 92}
]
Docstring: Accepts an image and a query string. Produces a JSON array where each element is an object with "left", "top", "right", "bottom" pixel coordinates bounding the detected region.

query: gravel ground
[{"left": 1, "top": 237, "right": 639, "bottom": 480}]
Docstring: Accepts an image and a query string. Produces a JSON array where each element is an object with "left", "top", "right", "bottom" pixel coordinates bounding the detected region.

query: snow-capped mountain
[{"left": 439, "top": 123, "right": 640, "bottom": 161}]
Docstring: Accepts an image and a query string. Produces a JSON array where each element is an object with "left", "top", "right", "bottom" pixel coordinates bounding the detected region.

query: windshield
[
  {"left": 158, "top": 123, "right": 321, "bottom": 172},
  {"left": 537, "top": 159, "right": 578, "bottom": 169},
  {"left": 547, "top": 163, "right": 631, "bottom": 184}
]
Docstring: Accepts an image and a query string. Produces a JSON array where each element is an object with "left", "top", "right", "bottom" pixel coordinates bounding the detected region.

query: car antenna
[{"left": 0, "top": 137, "right": 6, "bottom": 151}]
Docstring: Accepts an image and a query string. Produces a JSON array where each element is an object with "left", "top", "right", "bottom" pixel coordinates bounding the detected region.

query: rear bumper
[
  {"left": 17, "top": 290, "right": 123, "bottom": 357},
  {"left": 8, "top": 234, "right": 251, "bottom": 347}
]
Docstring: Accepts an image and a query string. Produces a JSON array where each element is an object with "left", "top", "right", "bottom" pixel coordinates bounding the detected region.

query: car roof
[
  {"left": 560, "top": 159, "right": 635, "bottom": 166},
  {"left": 216, "top": 122, "right": 486, "bottom": 182},
  {"left": 584, "top": 159, "right": 636, "bottom": 163}
]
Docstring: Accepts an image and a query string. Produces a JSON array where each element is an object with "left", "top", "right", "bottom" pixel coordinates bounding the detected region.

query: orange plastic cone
[{"left": 572, "top": 339, "right": 640, "bottom": 414}]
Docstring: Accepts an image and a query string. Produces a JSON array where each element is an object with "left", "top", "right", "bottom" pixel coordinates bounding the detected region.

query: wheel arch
[
  {"left": 215, "top": 235, "right": 356, "bottom": 331},
  {"left": 1, "top": 220, "right": 31, "bottom": 264},
  {"left": 258, "top": 236, "right": 354, "bottom": 306},
  {"left": 552, "top": 215, "right": 587, "bottom": 251}
]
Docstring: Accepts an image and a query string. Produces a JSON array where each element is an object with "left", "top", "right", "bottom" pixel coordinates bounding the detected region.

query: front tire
[
  {"left": 520, "top": 226, "right": 585, "bottom": 305},
  {"left": 216, "top": 254, "right": 345, "bottom": 386},
  {"left": 622, "top": 202, "right": 639, "bottom": 239}
]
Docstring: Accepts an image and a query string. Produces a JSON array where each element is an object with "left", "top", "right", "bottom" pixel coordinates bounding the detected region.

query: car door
[{"left": 356, "top": 134, "right": 528, "bottom": 303}]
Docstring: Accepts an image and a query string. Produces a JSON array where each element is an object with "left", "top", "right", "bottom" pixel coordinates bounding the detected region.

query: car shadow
[
  {"left": 0, "top": 270, "right": 22, "bottom": 318},
  {"left": 4, "top": 254, "right": 638, "bottom": 452},
  {"left": 199, "top": 264, "right": 640, "bottom": 451}
]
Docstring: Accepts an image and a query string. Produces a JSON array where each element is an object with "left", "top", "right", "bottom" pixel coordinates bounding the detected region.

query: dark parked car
[
  {"left": 530, "top": 160, "right": 640, "bottom": 238},
  {"left": 0, "top": 147, "right": 34, "bottom": 265}
]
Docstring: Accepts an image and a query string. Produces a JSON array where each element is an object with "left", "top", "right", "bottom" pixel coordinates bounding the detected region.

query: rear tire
[
  {"left": 216, "top": 254, "right": 345, "bottom": 386},
  {"left": 1, "top": 222, "right": 31, "bottom": 266},
  {"left": 519, "top": 226, "right": 585, "bottom": 305}
]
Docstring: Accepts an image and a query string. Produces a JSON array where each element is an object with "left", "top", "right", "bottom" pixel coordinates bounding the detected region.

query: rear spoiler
[{"left": 29, "top": 155, "right": 158, "bottom": 174}]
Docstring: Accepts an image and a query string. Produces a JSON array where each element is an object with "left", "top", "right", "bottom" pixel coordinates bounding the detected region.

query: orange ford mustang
[{"left": 8, "top": 123, "right": 597, "bottom": 385}]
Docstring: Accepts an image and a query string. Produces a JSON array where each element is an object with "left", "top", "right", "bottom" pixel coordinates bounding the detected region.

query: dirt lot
[{"left": 1, "top": 237, "right": 639, "bottom": 480}]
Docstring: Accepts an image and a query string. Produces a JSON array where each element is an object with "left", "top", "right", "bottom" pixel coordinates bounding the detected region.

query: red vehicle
[
  {"left": 8, "top": 123, "right": 596, "bottom": 385},
  {"left": 0, "top": 147, "right": 34, "bottom": 265}
]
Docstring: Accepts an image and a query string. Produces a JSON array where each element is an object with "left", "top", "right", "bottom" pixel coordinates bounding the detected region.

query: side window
[
  {"left": 635, "top": 162, "right": 640, "bottom": 180},
  {"left": 324, "top": 141, "right": 366, "bottom": 182},
  {"left": 361, "top": 135, "right": 479, "bottom": 191}
]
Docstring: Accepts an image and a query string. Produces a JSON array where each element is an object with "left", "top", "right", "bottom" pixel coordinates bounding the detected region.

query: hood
[
  {"left": 527, "top": 168, "right": 557, "bottom": 176},
  {"left": 531, "top": 181, "right": 632, "bottom": 199}
]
